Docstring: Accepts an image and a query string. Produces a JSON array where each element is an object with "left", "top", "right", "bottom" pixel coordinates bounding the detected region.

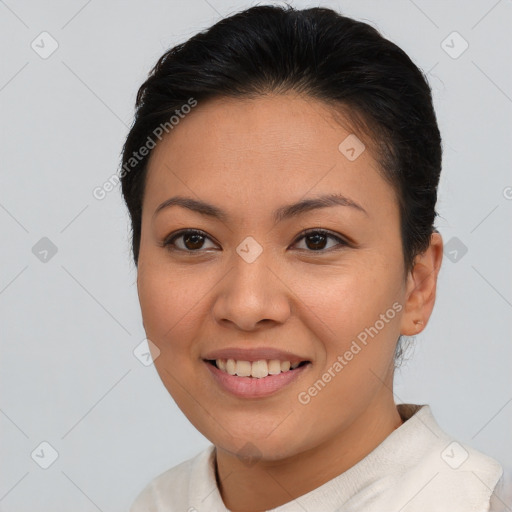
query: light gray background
[{"left": 1, "top": 0, "right": 511, "bottom": 510}]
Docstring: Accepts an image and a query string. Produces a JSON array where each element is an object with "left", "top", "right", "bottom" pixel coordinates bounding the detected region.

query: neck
[{"left": 215, "top": 393, "right": 404, "bottom": 512}]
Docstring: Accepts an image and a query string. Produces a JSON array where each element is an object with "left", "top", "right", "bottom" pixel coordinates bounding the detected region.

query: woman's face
[{"left": 137, "top": 93, "right": 426, "bottom": 461}]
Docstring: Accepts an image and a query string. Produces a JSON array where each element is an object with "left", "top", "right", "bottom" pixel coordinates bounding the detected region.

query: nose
[{"left": 211, "top": 244, "right": 291, "bottom": 331}]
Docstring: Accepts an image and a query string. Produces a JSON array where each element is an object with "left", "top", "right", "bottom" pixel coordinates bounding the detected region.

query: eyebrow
[{"left": 153, "top": 193, "right": 368, "bottom": 223}]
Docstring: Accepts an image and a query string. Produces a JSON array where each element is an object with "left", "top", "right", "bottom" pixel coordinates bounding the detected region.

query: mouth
[
  {"left": 203, "top": 356, "right": 312, "bottom": 398},
  {"left": 204, "top": 358, "right": 310, "bottom": 378}
]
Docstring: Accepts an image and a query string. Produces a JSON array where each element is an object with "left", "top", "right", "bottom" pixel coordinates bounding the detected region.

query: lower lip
[{"left": 204, "top": 361, "right": 310, "bottom": 399}]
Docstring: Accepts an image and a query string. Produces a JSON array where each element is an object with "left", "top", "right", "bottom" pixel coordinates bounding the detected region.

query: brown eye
[
  {"left": 163, "top": 228, "right": 348, "bottom": 254},
  {"left": 163, "top": 229, "right": 217, "bottom": 252},
  {"left": 293, "top": 229, "right": 347, "bottom": 252},
  {"left": 181, "top": 232, "right": 205, "bottom": 250}
]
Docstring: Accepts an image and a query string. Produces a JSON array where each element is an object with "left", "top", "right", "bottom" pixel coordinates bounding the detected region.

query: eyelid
[
  {"left": 292, "top": 228, "right": 349, "bottom": 251},
  {"left": 163, "top": 228, "right": 218, "bottom": 249},
  {"left": 162, "top": 228, "right": 350, "bottom": 252}
]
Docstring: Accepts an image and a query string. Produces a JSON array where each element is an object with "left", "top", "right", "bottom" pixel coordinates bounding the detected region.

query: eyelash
[{"left": 162, "top": 228, "right": 349, "bottom": 254}]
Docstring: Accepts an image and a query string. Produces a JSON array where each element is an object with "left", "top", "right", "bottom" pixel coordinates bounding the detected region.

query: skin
[{"left": 136, "top": 92, "right": 444, "bottom": 511}]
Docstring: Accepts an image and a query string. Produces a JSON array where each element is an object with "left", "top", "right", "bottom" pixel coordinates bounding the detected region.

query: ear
[{"left": 400, "top": 232, "right": 443, "bottom": 336}]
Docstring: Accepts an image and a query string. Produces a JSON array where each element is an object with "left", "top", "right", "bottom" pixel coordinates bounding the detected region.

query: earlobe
[
  {"left": 399, "top": 232, "right": 443, "bottom": 336},
  {"left": 413, "top": 319, "right": 424, "bottom": 333}
]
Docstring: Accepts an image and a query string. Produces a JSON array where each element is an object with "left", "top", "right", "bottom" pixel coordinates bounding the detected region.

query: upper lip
[{"left": 202, "top": 347, "right": 310, "bottom": 364}]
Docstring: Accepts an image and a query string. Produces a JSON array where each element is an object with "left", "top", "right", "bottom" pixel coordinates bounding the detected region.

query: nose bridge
[
  {"left": 213, "top": 235, "right": 290, "bottom": 328},
  {"left": 229, "top": 234, "right": 275, "bottom": 297},
  {"left": 235, "top": 235, "right": 266, "bottom": 266}
]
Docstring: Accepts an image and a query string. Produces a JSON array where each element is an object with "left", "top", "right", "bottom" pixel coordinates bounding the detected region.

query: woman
[{"left": 120, "top": 4, "right": 511, "bottom": 511}]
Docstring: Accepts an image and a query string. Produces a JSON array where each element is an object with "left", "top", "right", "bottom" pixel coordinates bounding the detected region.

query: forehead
[
  {"left": 149, "top": 93, "right": 364, "bottom": 168},
  {"left": 144, "top": 93, "right": 396, "bottom": 221}
]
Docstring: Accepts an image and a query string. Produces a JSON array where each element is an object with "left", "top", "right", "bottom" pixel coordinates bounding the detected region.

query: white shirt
[{"left": 130, "top": 403, "right": 512, "bottom": 511}]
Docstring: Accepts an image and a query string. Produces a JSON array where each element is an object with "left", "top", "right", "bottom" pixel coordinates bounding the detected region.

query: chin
[
  {"left": 204, "top": 416, "right": 311, "bottom": 463},
  {"left": 216, "top": 435, "right": 302, "bottom": 464}
]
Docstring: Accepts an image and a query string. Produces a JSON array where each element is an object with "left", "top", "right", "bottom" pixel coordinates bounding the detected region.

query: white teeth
[
  {"left": 251, "top": 360, "right": 268, "bottom": 378},
  {"left": 268, "top": 359, "right": 282, "bottom": 375},
  {"left": 235, "top": 360, "right": 251, "bottom": 377},
  {"left": 226, "top": 359, "right": 236, "bottom": 375},
  {"left": 214, "top": 358, "right": 304, "bottom": 377}
]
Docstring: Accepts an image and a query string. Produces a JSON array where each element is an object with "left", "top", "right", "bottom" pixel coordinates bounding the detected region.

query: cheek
[
  {"left": 290, "top": 263, "right": 401, "bottom": 349},
  {"left": 137, "top": 262, "right": 205, "bottom": 348},
  {"left": 137, "top": 264, "right": 207, "bottom": 406}
]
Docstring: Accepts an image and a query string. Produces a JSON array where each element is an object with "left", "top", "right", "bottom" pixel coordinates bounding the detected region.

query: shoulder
[
  {"left": 129, "top": 446, "right": 215, "bottom": 512},
  {"left": 384, "top": 404, "right": 506, "bottom": 511},
  {"left": 489, "top": 466, "right": 512, "bottom": 512},
  {"left": 390, "top": 441, "right": 504, "bottom": 511}
]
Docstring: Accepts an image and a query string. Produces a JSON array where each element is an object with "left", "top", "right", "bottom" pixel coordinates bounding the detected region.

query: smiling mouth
[{"left": 205, "top": 359, "right": 310, "bottom": 378}]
